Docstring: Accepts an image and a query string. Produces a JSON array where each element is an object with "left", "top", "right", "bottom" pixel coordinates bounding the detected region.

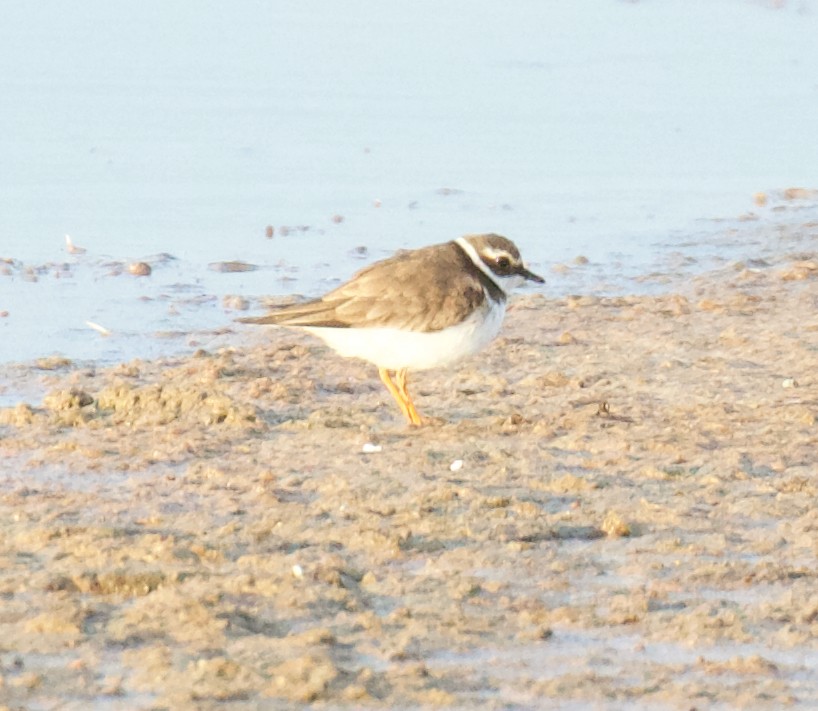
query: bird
[{"left": 239, "top": 233, "right": 544, "bottom": 425}]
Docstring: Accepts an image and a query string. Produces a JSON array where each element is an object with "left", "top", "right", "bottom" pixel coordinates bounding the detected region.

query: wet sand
[{"left": 2, "top": 222, "right": 818, "bottom": 709}]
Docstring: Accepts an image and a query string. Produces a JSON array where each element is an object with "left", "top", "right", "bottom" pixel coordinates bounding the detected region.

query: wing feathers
[{"left": 239, "top": 241, "right": 493, "bottom": 332}]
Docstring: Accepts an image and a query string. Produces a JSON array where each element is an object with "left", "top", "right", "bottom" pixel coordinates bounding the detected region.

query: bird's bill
[{"left": 518, "top": 265, "right": 545, "bottom": 284}]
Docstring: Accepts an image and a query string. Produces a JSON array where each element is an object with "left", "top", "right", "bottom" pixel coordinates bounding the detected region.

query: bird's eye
[{"left": 496, "top": 256, "right": 511, "bottom": 272}]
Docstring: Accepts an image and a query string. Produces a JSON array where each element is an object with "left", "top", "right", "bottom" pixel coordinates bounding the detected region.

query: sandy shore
[{"left": 2, "top": 221, "right": 818, "bottom": 709}]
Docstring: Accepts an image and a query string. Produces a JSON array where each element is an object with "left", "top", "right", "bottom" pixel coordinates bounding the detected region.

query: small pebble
[
  {"left": 783, "top": 187, "right": 817, "bottom": 201},
  {"left": 331, "top": 214, "right": 344, "bottom": 224},
  {"left": 450, "top": 459, "right": 464, "bottom": 472},
  {"left": 782, "top": 378, "right": 798, "bottom": 389},
  {"left": 128, "top": 262, "right": 152, "bottom": 276},
  {"left": 291, "top": 564, "right": 304, "bottom": 579},
  {"left": 265, "top": 225, "right": 274, "bottom": 239},
  {"left": 208, "top": 261, "right": 258, "bottom": 273},
  {"left": 222, "top": 295, "right": 249, "bottom": 311},
  {"left": 362, "top": 443, "right": 382, "bottom": 453},
  {"left": 65, "top": 234, "right": 86, "bottom": 255}
]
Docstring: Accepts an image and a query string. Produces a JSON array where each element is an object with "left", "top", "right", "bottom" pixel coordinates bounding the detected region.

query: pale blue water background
[{"left": 1, "top": 0, "right": 817, "bottom": 364}]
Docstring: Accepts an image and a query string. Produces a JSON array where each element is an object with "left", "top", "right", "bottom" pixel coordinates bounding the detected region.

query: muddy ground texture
[{"left": 1, "top": 224, "right": 818, "bottom": 709}]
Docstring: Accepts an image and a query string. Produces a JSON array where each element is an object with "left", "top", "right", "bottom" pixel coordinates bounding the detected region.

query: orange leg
[
  {"left": 395, "top": 368, "right": 422, "bottom": 426},
  {"left": 378, "top": 368, "right": 422, "bottom": 426}
]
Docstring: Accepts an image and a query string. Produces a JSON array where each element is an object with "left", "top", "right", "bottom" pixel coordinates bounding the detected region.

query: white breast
[{"left": 303, "top": 300, "right": 506, "bottom": 371}]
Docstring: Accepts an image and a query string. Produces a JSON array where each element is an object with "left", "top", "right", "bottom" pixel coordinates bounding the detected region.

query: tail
[{"left": 236, "top": 314, "right": 285, "bottom": 325}]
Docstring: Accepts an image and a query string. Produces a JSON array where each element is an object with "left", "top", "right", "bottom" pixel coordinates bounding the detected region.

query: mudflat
[{"left": 1, "top": 225, "right": 818, "bottom": 708}]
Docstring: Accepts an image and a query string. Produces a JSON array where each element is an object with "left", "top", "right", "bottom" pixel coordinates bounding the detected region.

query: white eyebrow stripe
[
  {"left": 454, "top": 237, "right": 507, "bottom": 293},
  {"left": 481, "top": 246, "right": 510, "bottom": 260}
]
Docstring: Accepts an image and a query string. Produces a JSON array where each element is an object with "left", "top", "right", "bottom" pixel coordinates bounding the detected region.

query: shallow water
[{"left": 2, "top": 0, "right": 817, "bottom": 365}]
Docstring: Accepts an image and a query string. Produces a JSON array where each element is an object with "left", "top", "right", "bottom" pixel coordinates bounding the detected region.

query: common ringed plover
[{"left": 239, "top": 233, "right": 544, "bottom": 425}]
